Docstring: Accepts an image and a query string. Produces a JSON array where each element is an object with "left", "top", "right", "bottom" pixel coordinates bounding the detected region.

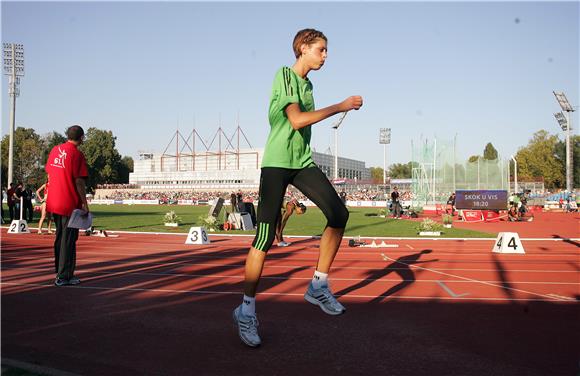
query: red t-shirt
[
  {"left": 6, "top": 188, "right": 15, "bottom": 205},
  {"left": 45, "top": 142, "right": 88, "bottom": 216}
]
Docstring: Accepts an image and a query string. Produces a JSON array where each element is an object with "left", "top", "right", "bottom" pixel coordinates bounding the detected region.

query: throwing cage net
[{"left": 411, "top": 137, "right": 510, "bottom": 207}]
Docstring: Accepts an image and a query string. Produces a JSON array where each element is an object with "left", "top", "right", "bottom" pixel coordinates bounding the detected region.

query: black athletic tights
[{"left": 251, "top": 166, "right": 349, "bottom": 252}]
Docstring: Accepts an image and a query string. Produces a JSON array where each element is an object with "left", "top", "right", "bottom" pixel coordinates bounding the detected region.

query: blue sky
[{"left": 2, "top": 1, "right": 578, "bottom": 169}]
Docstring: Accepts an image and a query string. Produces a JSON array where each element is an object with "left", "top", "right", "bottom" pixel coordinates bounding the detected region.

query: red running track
[{"left": 1, "top": 226, "right": 579, "bottom": 376}]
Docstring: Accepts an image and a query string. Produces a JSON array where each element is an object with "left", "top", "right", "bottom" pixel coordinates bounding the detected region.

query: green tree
[
  {"left": 388, "top": 161, "right": 417, "bottom": 179},
  {"left": 41, "top": 131, "right": 67, "bottom": 165},
  {"left": 514, "top": 130, "right": 564, "bottom": 188},
  {"left": 468, "top": 155, "right": 481, "bottom": 163},
  {"left": 1, "top": 127, "right": 46, "bottom": 188},
  {"left": 79, "top": 128, "right": 123, "bottom": 189},
  {"left": 483, "top": 142, "right": 498, "bottom": 160},
  {"left": 370, "top": 167, "right": 384, "bottom": 183},
  {"left": 118, "top": 156, "right": 134, "bottom": 184}
]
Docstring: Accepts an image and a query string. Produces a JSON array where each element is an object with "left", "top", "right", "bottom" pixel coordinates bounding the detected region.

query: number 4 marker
[{"left": 493, "top": 232, "right": 525, "bottom": 254}]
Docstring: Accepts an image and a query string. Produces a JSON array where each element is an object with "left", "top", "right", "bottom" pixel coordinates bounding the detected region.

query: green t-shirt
[{"left": 261, "top": 67, "right": 315, "bottom": 169}]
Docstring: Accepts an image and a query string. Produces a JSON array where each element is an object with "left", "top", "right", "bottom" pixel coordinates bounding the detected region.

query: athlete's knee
[
  {"left": 327, "top": 205, "right": 349, "bottom": 228},
  {"left": 251, "top": 221, "right": 277, "bottom": 252}
]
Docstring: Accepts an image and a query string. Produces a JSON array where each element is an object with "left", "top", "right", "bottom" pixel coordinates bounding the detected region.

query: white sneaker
[
  {"left": 277, "top": 241, "right": 291, "bottom": 247},
  {"left": 233, "top": 305, "right": 261, "bottom": 347},
  {"left": 304, "top": 283, "right": 345, "bottom": 315}
]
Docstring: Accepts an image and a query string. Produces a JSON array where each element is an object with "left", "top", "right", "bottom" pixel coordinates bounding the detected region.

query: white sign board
[
  {"left": 492, "top": 232, "right": 525, "bottom": 254},
  {"left": 185, "top": 227, "right": 210, "bottom": 245},
  {"left": 8, "top": 220, "right": 30, "bottom": 234}
]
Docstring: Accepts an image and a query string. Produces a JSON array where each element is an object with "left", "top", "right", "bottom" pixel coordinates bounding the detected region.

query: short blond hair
[{"left": 292, "top": 29, "right": 327, "bottom": 58}]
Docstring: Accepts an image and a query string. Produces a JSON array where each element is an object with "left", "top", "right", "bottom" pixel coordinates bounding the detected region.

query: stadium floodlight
[
  {"left": 553, "top": 91, "right": 574, "bottom": 112},
  {"left": 554, "top": 112, "right": 568, "bottom": 131},
  {"left": 332, "top": 112, "right": 348, "bottom": 181},
  {"left": 553, "top": 91, "right": 575, "bottom": 192},
  {"left": 3, "top": 43, "right": 25, "bottom": 186},
  {"left": 379, "top": 128, "right": 391, "bottom": 186},
  {"left": 511, "top": 155, "right": 518, "bottom": 193}
]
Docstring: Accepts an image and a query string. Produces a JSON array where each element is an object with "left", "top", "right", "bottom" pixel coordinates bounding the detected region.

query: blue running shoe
[
  {"left": 233, "top": 305, "right": 261, "bottom": 347},
  {"left": 304, "top": 283, "right": 346, "bottom": 315}
]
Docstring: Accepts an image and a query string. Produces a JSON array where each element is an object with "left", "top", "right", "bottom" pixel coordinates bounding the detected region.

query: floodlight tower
[
  {"left": 379, "top": 128, "right": 391, "bottom": 186},
  {"left": 3, "top": 43, "right": 25, "bottom": 186},
  {"left": 511, "top": 155, "right": 518, "bottom": 193},
  {"left": 553, "top": 91, "right": 575, "bottom": 192},
  {"left": 333, "top": 125, "right": 339, "bottom": 180}
]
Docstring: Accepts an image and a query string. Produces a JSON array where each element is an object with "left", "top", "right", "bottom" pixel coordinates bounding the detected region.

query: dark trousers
[
  {"left": 53, "top": 214, "right": 79, "bottom": 280},
  {"left": 8, "top": 204, "right": 15, "bottom": 221},
  {"left": 24, "top": 201, "right": 33, "bottom": 221},
  {"left": 392, "top": 202, "right": 402, "bottom": 217}
]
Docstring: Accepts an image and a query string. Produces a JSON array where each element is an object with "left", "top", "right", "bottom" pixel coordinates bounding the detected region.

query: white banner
[
  {"left": 90, "top": 199, "right": 160, "bottom": 205},
  {"left": 89, "top": 199, "right": 115, "bottom": 205},
  {"left": 124, "top": 199, "right": 160, "bottom": 205}
]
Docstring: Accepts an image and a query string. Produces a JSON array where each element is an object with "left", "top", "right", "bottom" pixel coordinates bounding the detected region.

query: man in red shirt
[
  {"left": 6, "top": 182, "right": 16, "bottom": 221},
  {"left": 46, "top": 125, "right": 89, "bottom": 286}
]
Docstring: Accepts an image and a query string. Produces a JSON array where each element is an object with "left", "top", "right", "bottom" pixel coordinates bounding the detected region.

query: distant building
[{"left": 129, "top": 148, "right": 371, "bottom": 190}]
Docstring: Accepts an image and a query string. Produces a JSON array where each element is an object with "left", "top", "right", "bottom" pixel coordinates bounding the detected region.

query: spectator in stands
[
  {"left": 275, "top": 198, "right": 307, "bottom": 246},
  {"left": 391, "top": 186, "right": 402, "bottom": 219}
]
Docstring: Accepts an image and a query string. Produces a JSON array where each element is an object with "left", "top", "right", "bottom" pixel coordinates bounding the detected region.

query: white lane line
[
  {"left": 4, "top": 237, "right": 577, "bottom": 255},
  {"left": 3, "top": 247, "right": 579, "bottom": 260},
  {"left": 380, "top": 253, "right": 570, "bottom": 301},
  {"left": 436, "top": 281, "right": 470, "bottom": 298},
  {"left": 2, "top": 228, "right": 579, "bottom": 242},
  {"left": 546, "top": 293, "right": 576, "bottom": 301}
]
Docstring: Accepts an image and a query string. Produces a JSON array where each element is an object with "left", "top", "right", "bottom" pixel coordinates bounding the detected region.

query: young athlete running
[{"left": 233, "top": 28, "right": 363, "bottom": 347}]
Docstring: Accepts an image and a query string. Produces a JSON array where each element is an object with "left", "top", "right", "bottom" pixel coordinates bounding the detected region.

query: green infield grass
[{"left": 4, "top": 204, "right": 494, "bottom": 238}]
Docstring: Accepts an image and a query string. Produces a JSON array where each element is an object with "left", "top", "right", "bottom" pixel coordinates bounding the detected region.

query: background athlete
[{"left": 275, "top": 197, "right": 307, "bottom": 247}]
